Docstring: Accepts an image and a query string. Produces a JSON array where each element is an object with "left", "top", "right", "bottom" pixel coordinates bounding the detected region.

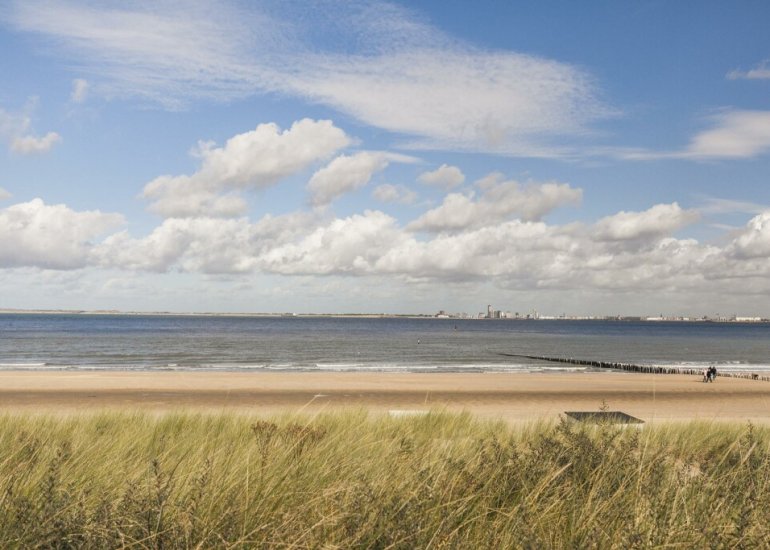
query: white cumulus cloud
[
  {"left": 97, "top": 211, "right": 317, "bottom": 274},
  {"left": 258, "top": 210, "right": 405, "bottom": 275},
  {"left": 417, "top": 164, "right": 465, "bottom": 189},
  {"left": 142, "top": 119, "right": 350, "bottom": 217},
  {"left": 307, "top": 151, "right": 411, "bottom": 207},
  {"left": 0, "top": 199, "right": 124, "bottom": 269},
  {"left": 372, "top": 184, "right": 417, "bottom": 205},
  {"left": 10, "top": 131, "right": 61, "bottom": 154},
  {"left": 727, "top": 60, "right": 770, "bottom": 80},
  {"left": 409, "top": 177, "right": 582, "bottom": 232},
  {"left": 593, "top": 203, "right": 700, "bottom": 242},
  {"left": 1, "top": 105, "right": 60, "bottom": 154},
  {"left": 728, "top": 212, "right": 770, "bottom": 259}
]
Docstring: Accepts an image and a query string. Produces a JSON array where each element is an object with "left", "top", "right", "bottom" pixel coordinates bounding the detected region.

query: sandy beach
[{"left": 0, "top": 371, "right": 769, "bottom": 423}]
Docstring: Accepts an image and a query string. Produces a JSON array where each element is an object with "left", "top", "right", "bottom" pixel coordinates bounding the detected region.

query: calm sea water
[{"left": 1, "top": 314, "right": 770, "bottom": 374}]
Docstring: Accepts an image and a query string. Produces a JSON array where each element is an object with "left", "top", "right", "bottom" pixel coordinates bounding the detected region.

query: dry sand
[{"left": 1, "top": 371, "right": 769, "bottom": 424}]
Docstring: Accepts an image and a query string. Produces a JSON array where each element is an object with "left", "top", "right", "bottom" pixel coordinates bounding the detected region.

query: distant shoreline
[
  {"left": 0, "top": 308, "right": 767, "bottom": 323},
  {"left": 0, "top": 309, "right": 436, "bottom": 319}
]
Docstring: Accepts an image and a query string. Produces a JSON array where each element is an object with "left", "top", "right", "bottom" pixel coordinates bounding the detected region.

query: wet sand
[{"left": 0, "top": 371, "right": 769, "bottom": 423}]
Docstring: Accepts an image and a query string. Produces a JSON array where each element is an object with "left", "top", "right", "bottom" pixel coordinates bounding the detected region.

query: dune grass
[{"left": 0, "top": 410, "right": 768, "bottom": 548}]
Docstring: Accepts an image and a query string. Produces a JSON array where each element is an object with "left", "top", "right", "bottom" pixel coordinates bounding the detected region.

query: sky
[{"left": 1, "top": 0, "right": 770, "bottom": 316}]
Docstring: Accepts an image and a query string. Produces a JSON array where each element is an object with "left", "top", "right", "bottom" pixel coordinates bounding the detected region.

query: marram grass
[{"left": 0, "top": 410, "right": 768, "bottom": 548}]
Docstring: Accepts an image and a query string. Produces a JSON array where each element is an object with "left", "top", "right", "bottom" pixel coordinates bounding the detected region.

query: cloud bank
[
  {"left": 4, "top": 189, "right": 769, "bottom": 302},
  {"left": 3, "top": 117, "right": 764, "bottom": 305}
]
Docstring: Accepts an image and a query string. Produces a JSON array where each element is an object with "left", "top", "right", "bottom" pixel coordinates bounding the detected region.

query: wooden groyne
[{"left": 499, "top": 353, "right": 770, "bottom": 382}]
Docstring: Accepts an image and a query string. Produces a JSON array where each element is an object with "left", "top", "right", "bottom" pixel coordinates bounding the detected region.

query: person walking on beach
[
  {"left": 702, "top": 368, "right": 709, "bottom": 383},
  {"left": 707, "top": 366, "right": 717, "bottom": 382}
]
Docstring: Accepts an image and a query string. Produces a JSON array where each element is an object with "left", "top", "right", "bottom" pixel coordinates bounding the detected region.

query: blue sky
[{"left": 1, "top": 0, "right": 770, "bottom": 316}]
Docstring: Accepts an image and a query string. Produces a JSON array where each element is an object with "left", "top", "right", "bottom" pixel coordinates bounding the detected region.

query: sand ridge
[{"left": 0, "top": 371, "right": 769, "bottom": 423}]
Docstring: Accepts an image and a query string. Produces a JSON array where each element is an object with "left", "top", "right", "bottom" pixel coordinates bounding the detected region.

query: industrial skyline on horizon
[{"left": 1, "top": 306, "right": 767, "bottom": 323}]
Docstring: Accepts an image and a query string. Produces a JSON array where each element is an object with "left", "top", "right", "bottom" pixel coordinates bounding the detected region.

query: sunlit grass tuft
[{"left": 0, "top": 410, "right": 768, "bottom": 547}]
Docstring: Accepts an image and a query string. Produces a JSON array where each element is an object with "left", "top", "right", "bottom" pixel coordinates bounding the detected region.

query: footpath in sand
[{"left": 0, "top": 371, "right": 769, "bottom": 423}]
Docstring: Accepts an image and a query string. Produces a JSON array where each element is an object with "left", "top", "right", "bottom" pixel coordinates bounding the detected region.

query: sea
[{"left": 1, "top": 313, "right": 770, "bottom": 375}]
